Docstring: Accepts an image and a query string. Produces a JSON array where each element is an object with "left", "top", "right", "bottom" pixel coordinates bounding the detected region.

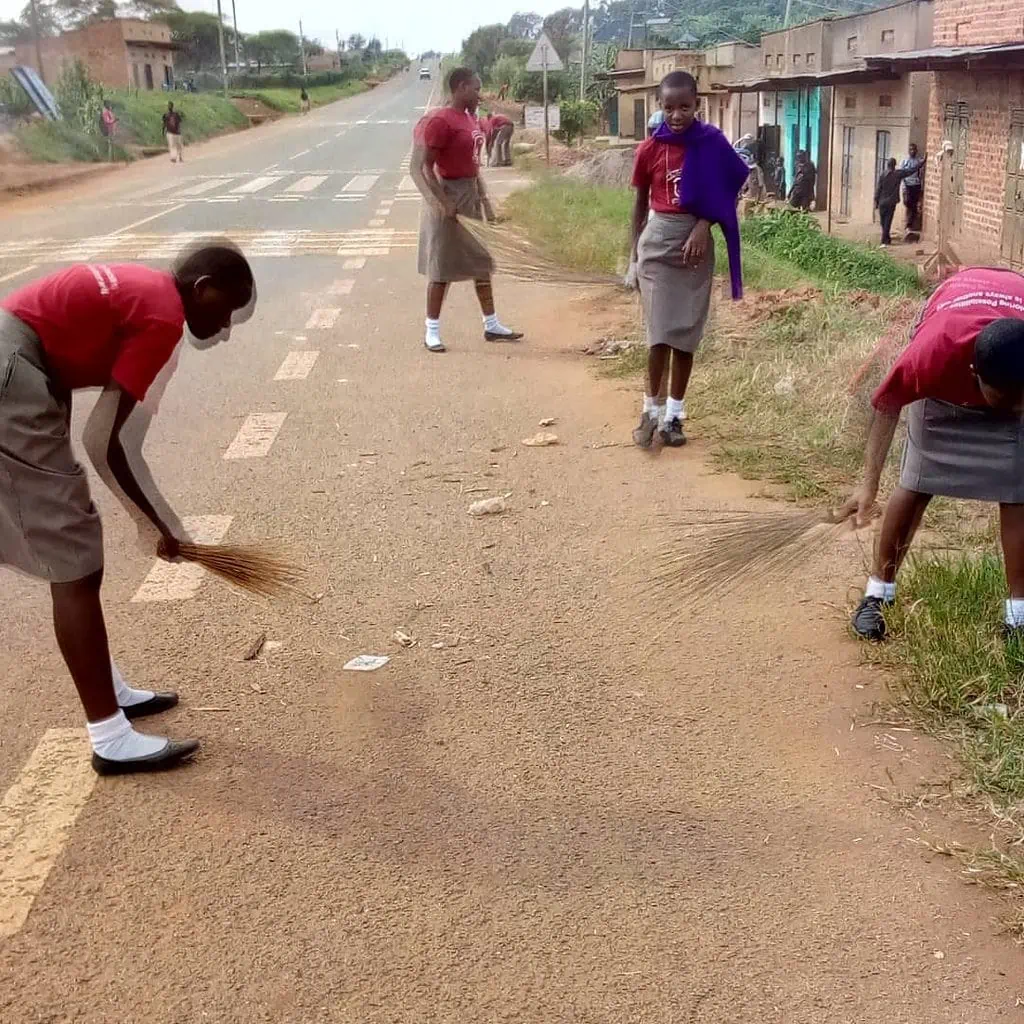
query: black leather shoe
[
  {"left": 92, "top": 738, "right": 200, "bottom": 776},
  {"left": 484, "top": 329, "right": 523, "bottom": 342},
  {"left": 121, "top": 692, "right": 179, "bottom": 720},
  {"left": 852, "top": 595, "right": 891, "bottom": 641}
]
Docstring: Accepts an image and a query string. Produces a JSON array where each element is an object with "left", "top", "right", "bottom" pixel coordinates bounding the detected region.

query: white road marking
[
  {"left": 305, "top": 307, "right": 341, "bottom": 330},
  {"left": 107, "top": 204, "right": 187, "bottom": 236},
  {"left": 315, "top": 141, "right": 329, "bottom": 148},
  {"left": 223, "top": 415, "right": 288, "bottom": 460},
  {"left": 285, "top": 175, "right": 328, "bottom": 193},
  {"left": 179, "top": 178, "right": 234, "bottom": 197},
  {"left": 333, "top": 195, "right": 364, "bottom": 202},
  {"left": 0, "top": 265, "right": 37, "bottom": 284},
  {"left": 342, "top": 257, "right": 366, "bottom": 270},
  {"left": 230, "top": 176, "right": 281, "bottom": 194},
  {"left": 274, "top": 351, "right": 320, "bottom": 381},
  {"left": 206, "top": 197, "right": 241, "bottom": 203},
  {"left": 290, "top": 149, "right": 312, "bottom": 160},
  {"left": 398, "top": 175, "right": 417, "bottom": 193},
  {"left": 368, "top": 218, "right": 386, "bottom": 227},
  {"left": 341, "top": 174, "right": 379, "bottom": 193},
  {"left": 132, "top": 515, "right": 233, "bottom": 602},
  {"left": 380, "top": 199, "right": 394, "bottom": 207},
  {"left": 0, "top": 729, "right": 95, "bottom": 939},
  {"left": 337, "top": 247, "right": 390, "bottom": 257},
  {"left": 269, "top": 196, "right": 302, "bottom": 203}
]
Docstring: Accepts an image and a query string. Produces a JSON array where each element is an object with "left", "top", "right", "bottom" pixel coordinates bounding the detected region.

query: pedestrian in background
[
  {"left": 874, "top": 157, "right": 903, "bottom": 246},
  {"left": 100, "top": 100, "right": 117, "bottom": 161},
  {"left": 484, "top": 112, "right": 514, "bottom": 167},
  {"left": 900, "top": 142, "right": 925, "bottom": 236},
  {"left": 162, "top": 100, "right": 184, "bottom": 163},
  {"left": 300, "top": 87, "right": 310, "bottom": 114},
  {"left": 788, "top": 150, "right": 816, "bottom": 210}
]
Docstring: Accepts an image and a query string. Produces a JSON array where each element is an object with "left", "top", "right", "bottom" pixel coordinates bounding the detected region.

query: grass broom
[
  {"left": 459, "top": 217, "right": 621, "bottom": 287},
  {"left": 650, "top": 509, "right": 845, "bottom": 605},
  {"left": 177, "top": 543, "right": 308, "bottom": 600}
]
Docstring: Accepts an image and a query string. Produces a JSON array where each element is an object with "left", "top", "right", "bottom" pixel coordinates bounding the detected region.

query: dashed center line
[
  {"left": 0, "top": 729, "right": 95, "bottom": 939},
  {"left": 290, "top": 149, "right": 312, "bottom": 160},
  {"left": 223, "top": 414, "right": 288, "bottom": 460},
  {"left": 305, "top": 307, "right": 342, "bottom": 330},
  {"left": 132, "top": 515, "right": 234, "bottom": 602},
  {"left": 274, "top": 350, "right": 320, "bottom": 381}
]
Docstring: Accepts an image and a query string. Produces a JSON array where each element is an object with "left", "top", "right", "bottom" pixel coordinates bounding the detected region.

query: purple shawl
[{"left": 654, "top": 119, "right": 750, "bottom": 300}]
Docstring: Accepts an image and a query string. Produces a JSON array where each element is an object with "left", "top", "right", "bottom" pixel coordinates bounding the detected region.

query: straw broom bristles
[
  {"left": 459, "top": 217, "right": 621, "bottom": 287},
  {"left": 650, "top": 509, "right": 843, "bottom": 604},
  {"left": 177, "top": 543, "right": 308, "bottom": 600}
]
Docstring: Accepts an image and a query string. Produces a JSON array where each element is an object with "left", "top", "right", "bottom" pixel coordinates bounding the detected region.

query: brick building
[
  {"left": 865, "top": 0, "right": 1024, "bottom": 266},
  {"left": 15, "top": 18, "right": 175, "bottom": 91}
]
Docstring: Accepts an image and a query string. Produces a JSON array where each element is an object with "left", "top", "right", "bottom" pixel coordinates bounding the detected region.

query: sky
[{"left": 0, "top": 0, "right": 573, "bottom": 58}]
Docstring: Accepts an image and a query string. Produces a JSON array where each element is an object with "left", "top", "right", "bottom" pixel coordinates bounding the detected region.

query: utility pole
[
  {"left": 215, "top": 0, "right": 229, "bottom": 96},
  {"left": 336, "top": 28, "right": 341, "bottom": 66},
  {"left": 27, "top": 0, "right": 44, "bottom": 82},
  {"left": 784, "top": 0, "right": 794, "bottom": 27},
  {"left": 298, "top": 19, "right": 308, "bottom": 79},
  {"left": 579, "top": 0, "right": 589, "bottom": 102},
  {"left": 626, "top": 0, "right": 635, "bottom": 47},
  {"left": 230, "top": 0, "right": 241, "bottom": 77}
]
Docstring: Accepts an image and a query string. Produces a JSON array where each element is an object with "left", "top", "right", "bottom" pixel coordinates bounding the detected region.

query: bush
[
  {"left": 16, "top": 120, "right": 129, "bottom": 162},
  {"left": 0, "top": 75, "right": 34, "bottom": 117},
  {"left": 741, "top": 208, "right": 921, "bottom": 296},
  {"left": 53, "top": 59, "right": 104, "bottom": 136},
  {"left": 556, "top": 99, "right": 599, "bottom": 147}
]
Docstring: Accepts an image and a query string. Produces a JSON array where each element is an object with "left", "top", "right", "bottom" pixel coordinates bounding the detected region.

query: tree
[
  {"left": 303, "top": 36, "right": 324, "bottom": 57},
  {"left": 507, "top": 11, "right": 542, "bottom": 39},
  {"left": 461, "top": 23, "right": 509, "bottom": 81},
  {"left": 347, "top": 33, "right": 366, "bottom": 51},
  {"left": 542, "top": 7, "right": 582, "bottom": 60},
  {"left": 164, "top": 9, "right": 242, "bottom": 70},
  {"left": 498, "top": 38, "right": 533, "bottom": 60},
  {"left": 245, "top": 29, "right": 300, "bottom": 73}
]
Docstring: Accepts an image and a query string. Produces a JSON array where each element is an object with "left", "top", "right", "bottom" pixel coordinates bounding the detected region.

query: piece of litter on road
[
  {"left": 522, "top": 432, "right": 559, "bottom": 447},
  {"left": 468, "top": 496, "right": 507, "bottom": 516},
  {"left": 194, "top": 706, "right": 231, "bottom": 713},
  {"left": 241, "top": 631, "right": 267, "bottom": 661},
  {"left": 343, "top": 654, "right": 390, "bottom": 672},
  {"left": 933, "top": 951, "right": 945, "bottom": 960},
  {"left": 539, "top": 417, "right": 556, "bottom": 427},
  {"left": 250, "top": 682, "right": 264, "bottom": 694},
  {"left": 393, "top": 630, "right": 416, "bottom": 647},
  {"left": 264, "top": 640, "right": 284, "bottom": 652},
  {"left": 431, "top": 642, "right": 445, "bottom": 650},
  {"left": 540, "top": 500, "right": 551, "bottom": 507}
]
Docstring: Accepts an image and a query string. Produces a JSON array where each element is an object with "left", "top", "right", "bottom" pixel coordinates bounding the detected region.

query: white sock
[
  {"left": 653, "top": 403, "right": 666, "bottom": 425},
  {"left": 424, "top": 318, "right": 443, "bottom": 349},
  {"left": 643, "top": 395, "right": 658, "bottom": 416},
  {"left": 483, "top": 313, "right": 514, "bottom": 335},
  {"left": 1005, "top": 598, "right": 1024, "bottom": 628},
  {"left": 86, "top": 711, "right": 168, "bottom": 761},
  {"left": 111, "top": 660, "right": 154, "bottom": 708},
  {"left": 679, "top": 399, "right": 688, "bottom": 421},
  {"left": 865, "top": 576, "right": 896, "bottom": 602},
  {"left": 666, "top": 397, "right": 684, "bottom": 423}
]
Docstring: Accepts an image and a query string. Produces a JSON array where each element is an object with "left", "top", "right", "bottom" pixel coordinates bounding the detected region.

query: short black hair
[
  {"left": 448, "top": 66, "right": 477, "bottom": 94},
  {"left": 660, "top": 70, "right": 697, "bottom": 97},
  {"left": 174, "top": 239, "right": 254, "bottom": 303},
  {"left": 975, "top": 318, "right": 1024, "bottom": 393}
]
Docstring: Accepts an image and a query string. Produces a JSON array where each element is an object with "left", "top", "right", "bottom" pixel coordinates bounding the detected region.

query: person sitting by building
[{"left": 788, "top": 150, "right": 816, "bottom": 211}]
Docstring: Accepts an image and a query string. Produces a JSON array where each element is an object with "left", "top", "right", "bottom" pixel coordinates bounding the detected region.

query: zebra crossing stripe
[
  {"left": 179, "top": 178, "right": 234, "bottom": 197},
  {"left": 230, "top": 176, "right": 282, "bottom": 194},
  {"left": 286, "top": 175, "right": 329, "bottom": 193},
  {"left": 341, "top": 175, "right": 380, "bottom": 193}
]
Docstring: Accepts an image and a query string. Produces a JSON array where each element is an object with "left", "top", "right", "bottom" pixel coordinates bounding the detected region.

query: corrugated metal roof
[
  {"left": 863, "top": 42, "right": 1024, "bottom": 67},
  {"left": 715, "top": 65, "right": 897, "bottom": 93}
]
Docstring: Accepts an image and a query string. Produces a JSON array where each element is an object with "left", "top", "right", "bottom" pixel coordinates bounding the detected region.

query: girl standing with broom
[
  {"left": 0, "top": 244, "right": 255, "bottom": 774},
  {"left": 412, "top": 66, "right": 522, "bottom": 353},
  {"left": 628, "top": 71, "right": 749, "bottom": 448}
]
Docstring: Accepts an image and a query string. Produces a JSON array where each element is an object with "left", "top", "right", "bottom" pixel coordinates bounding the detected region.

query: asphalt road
[{"left": 1, "top": 70, "right": 1023, "bottom": 1023}]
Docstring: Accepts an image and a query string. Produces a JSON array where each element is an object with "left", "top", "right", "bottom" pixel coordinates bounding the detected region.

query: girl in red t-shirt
[
  {"left": 628, "top": 71, "right": 714, "bottom": 449},
  {"left": 411, "top": 67, "right": 522, "bottom": 352}
]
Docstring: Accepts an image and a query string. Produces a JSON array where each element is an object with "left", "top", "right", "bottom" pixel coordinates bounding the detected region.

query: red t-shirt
[
  {"left": 488, "top": 114, "right": 511, "bottom": 132},
  {"left": 872, "top": 268, "right": 1024, "bottom": 412},
  {"left": 415, "top": 107, "right": 485, "bottom": 179},
  {"left": 2, "top": 263, "right": 185, "bottom": 402},
  {"left": 631, "top": 138, "right": 687, "bottom": 214}
]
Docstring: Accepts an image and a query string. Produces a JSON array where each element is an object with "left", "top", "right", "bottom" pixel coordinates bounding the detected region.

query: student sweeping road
[
  {"left": 840, "top": 267, "right": 1024, "bottom": 641},
  {"left": 628, "top": 71, "right": 749, "bottom": 448},
  {"left": 412, "top": 66, "right": 522, "bottom": 353},
  {"left": 482, "top": 111, "right": 514, "bottom": 167},
  {"left": 0, "top": 244, "right": 256, "bottom": 775}
]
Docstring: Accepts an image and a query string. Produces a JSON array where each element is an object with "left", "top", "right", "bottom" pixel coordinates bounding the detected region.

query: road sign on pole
[{"left": 527, "top": 33, "right": 563, "bottom": 165}]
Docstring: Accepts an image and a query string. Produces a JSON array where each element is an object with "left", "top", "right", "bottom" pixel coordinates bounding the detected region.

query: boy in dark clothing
[{"left": 874, "top": 157, "right": 903, "bottom": 246}]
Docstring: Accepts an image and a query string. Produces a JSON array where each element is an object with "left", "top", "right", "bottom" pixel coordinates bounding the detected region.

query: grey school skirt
[
  {"left": 637, "top": 212, "right": 715, "bottom": 354},
  {"left": 0, "top": 311, "right": 104, "bottom": 583},
  {"left": 900, "top": 398, "right": 1024, "bottom": 503},
  {"left": 417, "top": 176, "right": 495, "bottom": 283}
]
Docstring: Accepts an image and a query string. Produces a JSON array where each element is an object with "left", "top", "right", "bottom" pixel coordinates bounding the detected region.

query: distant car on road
[{"left": 419, "top": 67, "right": 431, "bottom": 80}]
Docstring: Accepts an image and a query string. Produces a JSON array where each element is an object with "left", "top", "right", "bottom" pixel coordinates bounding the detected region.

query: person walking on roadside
[
  {"left": 100, "top": 100, "right": 118, "bottom": 161},
  {"left": 627, "top": 70, "right": 749, "bottom": 448},
  {"left": 484, "top": 112, "right": 514, "bottom": 167},
  {"left": 412, "top": 66, "right": 522, "bottom": 353},
  {"left": 162, "top": 101, "right": 184, "bottom": 163},
  {"left": 840, "top": 267, "right": 1024, "bottom": 641},
  {"left": 874, "top": 157, "right": 903, "bottom": 246},
  {"left": 300, "top": 87, "right": 310, "bottom": 114},
  {"left": 788, "top": 150, "right": 816, "bottom": 210},
  {"left": 0, "top": 243, "right": 257, "bottom": 774},
  {"left": 899, "top": 142, "right": 925, "bottom": 237}
]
